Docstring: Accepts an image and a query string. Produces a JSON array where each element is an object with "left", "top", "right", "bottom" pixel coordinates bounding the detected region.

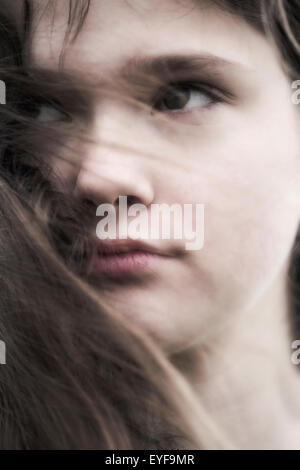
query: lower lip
[{"left": 91, "top": 250, "right": 165, "bottom": 275}]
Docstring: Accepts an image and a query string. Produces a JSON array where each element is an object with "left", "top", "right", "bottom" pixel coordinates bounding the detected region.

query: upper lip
[{"left": 95, "top": 239, "right": 170, "bottom": 257}]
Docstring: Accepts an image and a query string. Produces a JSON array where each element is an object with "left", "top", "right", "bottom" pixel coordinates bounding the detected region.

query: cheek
[{"left": 180, "top": 135, "right": 300, "bottom": 315}]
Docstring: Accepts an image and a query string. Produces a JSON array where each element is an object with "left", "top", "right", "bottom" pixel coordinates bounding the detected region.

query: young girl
[{"left": 1, "top": 0, "right": 300, "bottom": 449}]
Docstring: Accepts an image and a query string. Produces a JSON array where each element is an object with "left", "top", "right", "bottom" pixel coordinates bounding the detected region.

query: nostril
[
  {"left": 127, "top": 195, "right": 140, "bottom": 205},
  {"left": 114, "top": 195, "right": 140, "bottom": 207}
]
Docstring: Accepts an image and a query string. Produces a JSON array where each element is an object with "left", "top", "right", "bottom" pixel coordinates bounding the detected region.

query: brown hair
[
  {"left": 0, "top": 2, "right": 232, "bottom": 450},
  {"left": 0, "top": 0, "right": 299, "bottom": 450}
]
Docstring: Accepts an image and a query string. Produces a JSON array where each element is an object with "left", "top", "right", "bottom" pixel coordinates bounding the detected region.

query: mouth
[{"left": 90, "top": 239, "right": 173, "bottom": 275}]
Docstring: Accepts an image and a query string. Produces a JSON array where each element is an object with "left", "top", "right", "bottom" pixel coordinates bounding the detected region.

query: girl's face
[{"left": 28, "top": 0, "right": 300, "bottom": 353}]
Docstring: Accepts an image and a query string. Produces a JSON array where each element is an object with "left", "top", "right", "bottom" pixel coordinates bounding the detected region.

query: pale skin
[{"left": 14, "top": 0, "right": 300, "bottom": 448}]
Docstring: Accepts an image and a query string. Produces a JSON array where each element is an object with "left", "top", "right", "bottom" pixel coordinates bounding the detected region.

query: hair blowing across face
[{"left": 0, "top": 0, "right": 299, "bottom": 450}]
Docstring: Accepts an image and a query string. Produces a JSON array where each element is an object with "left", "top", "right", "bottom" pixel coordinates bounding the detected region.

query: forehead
[{"left": 28, "top": 0, "right": 269, "bottom": 80}]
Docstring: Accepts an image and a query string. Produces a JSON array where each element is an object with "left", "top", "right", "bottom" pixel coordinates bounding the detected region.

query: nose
[
  {"left": 74, "top": 158, "right": 154, "bottom": 209},
  {"left": 73, "top": 104, "right": 155, "bottom": 209}
]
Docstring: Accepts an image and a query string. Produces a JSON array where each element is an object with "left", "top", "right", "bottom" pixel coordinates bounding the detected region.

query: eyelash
[
  {"left": 25, "top": 80, "right": 226, "bottom": 123},
  {"left": 25, "top": 96, "right": 72, "bottom": 123},
  {"left": 151, "top": 81, "right": 225, "bottom": 114}
]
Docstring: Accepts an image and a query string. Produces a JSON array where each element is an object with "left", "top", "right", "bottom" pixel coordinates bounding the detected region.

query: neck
[{"left": 170, "top": 262, "right": 300, "bottom": 449}]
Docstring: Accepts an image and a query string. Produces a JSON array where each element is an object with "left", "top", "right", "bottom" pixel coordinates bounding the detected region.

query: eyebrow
[
  {"left": 119, "top": 53, "right": 252, "bottom": 78},
  {"left": 28, "top": 52, "right": 252, "bottom": 91}
]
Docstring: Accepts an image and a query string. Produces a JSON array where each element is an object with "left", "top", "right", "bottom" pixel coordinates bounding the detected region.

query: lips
[
  {"left": 91, "top": 239, "right": 171, "bottom": 275},
  {"left": 96, "top": 239, "right": 162, "bottom": 256}
]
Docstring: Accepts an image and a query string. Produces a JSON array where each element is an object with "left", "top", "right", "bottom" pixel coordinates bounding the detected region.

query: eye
[
  {"left": 35, "top": 103, "right": 68, "bottom": 122},
  {"left": 24, "top": 97, "right": 71, "bottom": 123},
  {"left": 153, "top": 82, "right": 220, "bottom": 113},
  {"left": 34, "top": 102, "right": 71, "bottom": 123}
]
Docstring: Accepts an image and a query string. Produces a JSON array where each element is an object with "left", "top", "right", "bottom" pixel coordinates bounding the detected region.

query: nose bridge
[{"left": 74, "top": 103, "right": 155, "bottom": 207}]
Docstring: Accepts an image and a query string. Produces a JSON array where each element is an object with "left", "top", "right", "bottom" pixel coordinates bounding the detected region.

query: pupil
[{"left": 162, "top": 86, "right": 190, "bottom": 110}]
